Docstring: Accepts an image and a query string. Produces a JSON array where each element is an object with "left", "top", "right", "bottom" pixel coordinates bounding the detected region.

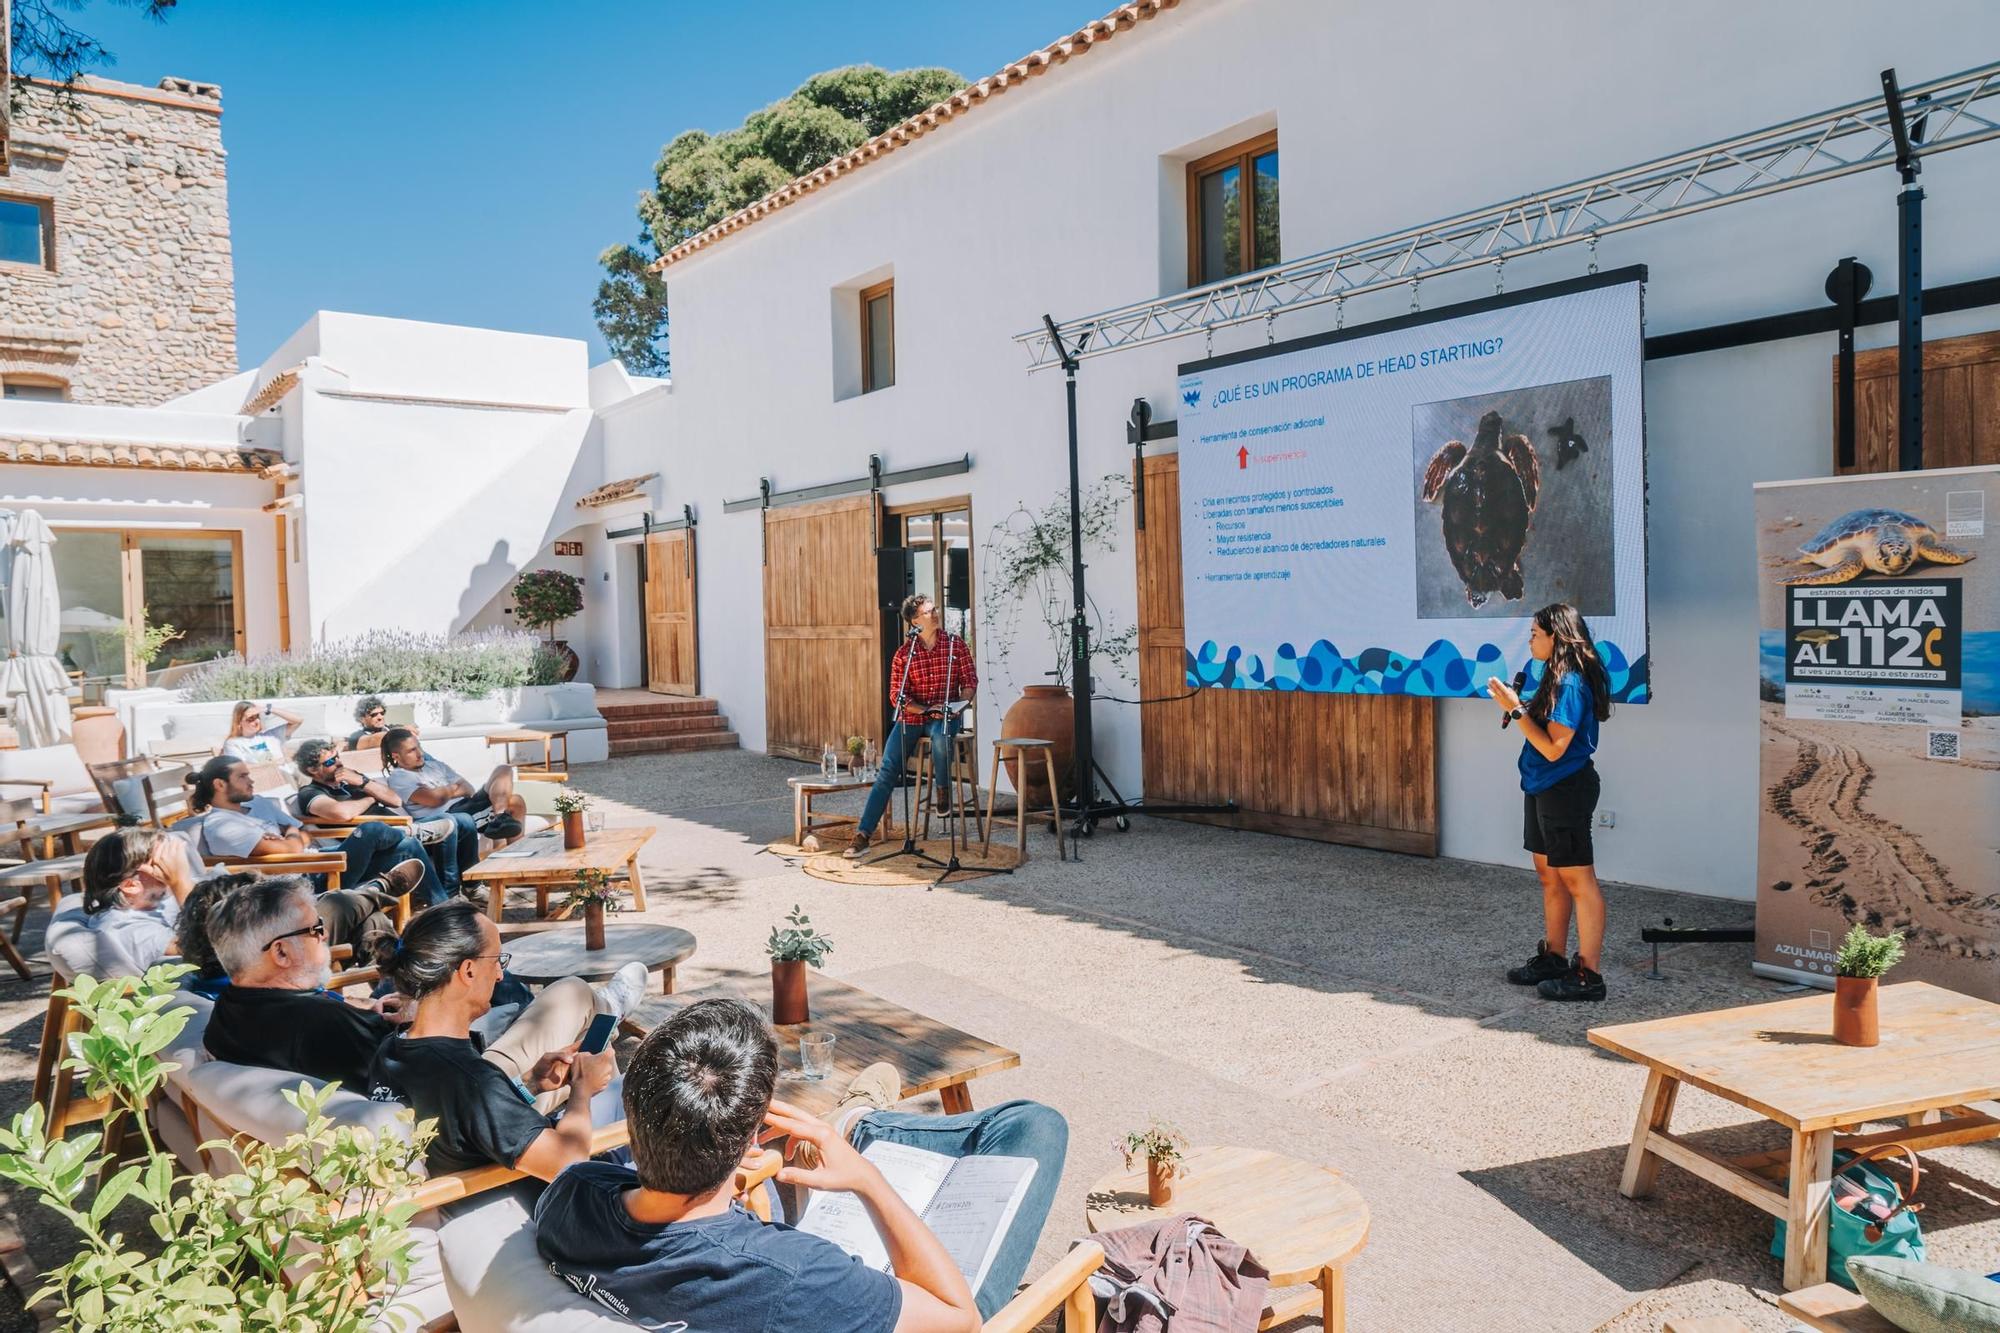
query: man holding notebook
[{"left": 534, "top": 997, "right": 1067, "bottom": 1329}]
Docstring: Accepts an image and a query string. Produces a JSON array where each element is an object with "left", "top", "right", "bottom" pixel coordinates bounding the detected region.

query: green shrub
[
  {"left": 1834, "top": 922, "right": 1905, "bottom": 979},
  {"left": 181, "top": 630, "right": 565, "bottom": 702},
  {"left": 512, "top": 569, "right": 585, "bottom": 637}
]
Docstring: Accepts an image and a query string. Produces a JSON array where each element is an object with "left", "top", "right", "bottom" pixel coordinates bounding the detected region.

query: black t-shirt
[
  {"left": 293, "top": 777, "right": 394, "bottom": 822},
  {"left": 203, "top": 985, "right": 397, "bottom": 1092},
  {"left": 367, "top": 1034, "right": 554, "bottom": 1175},
  {"left": 346, "top": 725, "right": 387, "bottom": 749}
]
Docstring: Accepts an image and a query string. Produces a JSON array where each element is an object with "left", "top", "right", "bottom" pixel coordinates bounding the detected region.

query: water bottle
[{"left": 821, "top": 743, "right": 837, "bottom": 781}]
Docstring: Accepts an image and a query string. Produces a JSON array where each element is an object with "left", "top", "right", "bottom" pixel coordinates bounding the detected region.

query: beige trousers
[{"left": 477, "top": 975, "right": 601, "bottom": 1113}]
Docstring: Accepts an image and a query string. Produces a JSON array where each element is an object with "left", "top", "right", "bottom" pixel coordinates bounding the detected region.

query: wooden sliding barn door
[
  {"left": 645, "top": 528, "right": 699, "bottom": 696},
  {"left": 1136, "top": 453, "right": 1439, "bottom": 854},
  {"left": 1839, "top": 329, "right": 2000, "bottom": 473},
  {"left": 763, "top": 495, "right": 884, "bottom": 763}
]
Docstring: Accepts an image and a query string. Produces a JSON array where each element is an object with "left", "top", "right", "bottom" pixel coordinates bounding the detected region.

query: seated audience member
[
  {"left": 173, "top": 872, "right": 256, "bottom": 999},
  {"left": 186, "top": 755, "right": 444, "bottom": 924},
  {"left": 293, "top": 739, "right": 459, "bottom": 906},
  {"left": 346, "top": 696, "right": 417, "bottom": 752},
  {"left": 535, "top": 998, "right": 1069, "bottom": 1327},
  {"left": 78, "top": 827, "right": 203, "bottom": 971},
  {"left": 220, "top": 700, "right": 305, "bottom": 766},
  {"left": 380, "top": 727, "right": 525, "bottom": 844},
  {"left": 368, "top": 901, "right": 641, "bottom": 1180}
]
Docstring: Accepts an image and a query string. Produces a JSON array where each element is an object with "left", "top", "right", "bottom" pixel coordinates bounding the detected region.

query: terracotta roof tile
[
  {"left": 0, "top": 435, "right": 280, "bottom": 473},
  {"left": 576, "top": 473, "right": 658, "bottom": 509},
  {"left": 242, "top": 366, "right": 303, "bottom": 415},
  {"left": 652, "top": 0, "right": 1183, "bottom": 271}
]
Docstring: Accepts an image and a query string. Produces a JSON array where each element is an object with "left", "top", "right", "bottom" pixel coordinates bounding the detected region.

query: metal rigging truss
[{"left": 1013, "top": 60, "right": 2000, "bottom": 371}]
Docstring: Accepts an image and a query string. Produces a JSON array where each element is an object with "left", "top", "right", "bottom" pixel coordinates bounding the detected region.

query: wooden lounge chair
[{"left": 1777, "top": 1283, "right": 1902, "bottom": 1332}]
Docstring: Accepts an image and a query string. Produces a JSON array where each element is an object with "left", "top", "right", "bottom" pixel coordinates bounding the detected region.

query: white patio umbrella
[{"left": 0, "top": 510, "right": 76, "bottom": 748}]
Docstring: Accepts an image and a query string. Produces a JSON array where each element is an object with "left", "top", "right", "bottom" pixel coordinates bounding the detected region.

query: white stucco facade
[{"left": 589, "top": 0, "right": 2000, "bottom": 899}]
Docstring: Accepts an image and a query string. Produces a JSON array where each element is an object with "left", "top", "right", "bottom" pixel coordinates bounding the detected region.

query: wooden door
[
  {"left": 1135, "top": 453, "right": 1438, "bottom": 854},
  {"left": 764, "top": 495, "right": 884, "bottom": 763},
  {"left": 645, "top": 528, "right": 699, "bottom": 696},
  {"left": 1839, "top": 328, "right": 2000, "bottom": 473}
]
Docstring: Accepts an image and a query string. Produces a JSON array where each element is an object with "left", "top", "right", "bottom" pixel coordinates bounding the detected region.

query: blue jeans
[
  {"left": 415, "top": 811, "right": 482, "bottom": 895},
  {"left": 857, "top": 715, "right": 961, "bottom": 838},
  {"left": 851, "top": 1100, "right": 1068, "bottom": 1318},
  {"left": 338, "top": 820, "right": 446, "bottom": 906}
]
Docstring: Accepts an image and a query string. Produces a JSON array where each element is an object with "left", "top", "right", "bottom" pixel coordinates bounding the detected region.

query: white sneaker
[{"left": 593, "top": 961, "right": 649, "bottom": 1019}]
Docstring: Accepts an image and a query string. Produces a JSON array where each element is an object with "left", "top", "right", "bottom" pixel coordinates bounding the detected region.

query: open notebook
[{"left": 796, "top": 1141, "right": 1037, "bottom": 1292}]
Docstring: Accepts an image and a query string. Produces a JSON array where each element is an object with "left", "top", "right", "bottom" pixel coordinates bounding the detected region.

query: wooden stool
[
  {"left": 915, "top": 732, "right": 981, "bottom": 841},
  {"left": 982, "top": 739, "right": 1065, "bottom": 863}
]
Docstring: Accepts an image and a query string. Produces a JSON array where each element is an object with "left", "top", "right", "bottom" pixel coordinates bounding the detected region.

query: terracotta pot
[
  {"left": 1001, "top": 684, "right": 1075, "bottom": 805},
  {"left": 1146, "top": 1157, "right": 1175, "bottom": 1208},
  {"left": 772, "top": 960, "right": 809, "bottom": 1026},
  {"left": 563, "top": 810, "right": 586, "bottom": 850},
  {"left": 584, "top": 899, "right": 607, "bottom": 951},
  {"left": 1833, "top": 975, "right": 1879, "bottom": 1046},
  {"left": 549, "top": 639, "right": 581, "bottom": 683},
  {"left": 70, "top": 706, "right": 126, "bottom": 766}
]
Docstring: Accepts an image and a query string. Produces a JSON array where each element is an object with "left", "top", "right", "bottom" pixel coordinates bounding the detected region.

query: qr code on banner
[{"left": 1926, "top": 730, "right": 1961, "bottom": 761}]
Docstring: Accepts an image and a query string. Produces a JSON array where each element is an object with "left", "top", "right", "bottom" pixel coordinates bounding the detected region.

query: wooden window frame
[
  {"left": 1, "top": 374, "right": 71, "bottom": 402},
  {"left": 0, "top": 194, "right": 57, "bottom": 274},
  {"left": 64, "top": 527, "right": 247, "bottom": 685},
  {"left": 1185, "top": 130, "right": 1278, "bottom": 289},
  {"left": 859, "top": 279, "right": 895, "bottom": 394}
]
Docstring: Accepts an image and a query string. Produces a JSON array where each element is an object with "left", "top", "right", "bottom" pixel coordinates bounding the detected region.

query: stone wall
[{"left": 0, "top": 76, "right": 237, "bottom": 405}]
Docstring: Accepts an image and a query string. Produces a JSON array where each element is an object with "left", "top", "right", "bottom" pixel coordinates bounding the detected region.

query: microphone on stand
[{"left": 1500, "top": 668, "right": 1527, "bottom": 730}]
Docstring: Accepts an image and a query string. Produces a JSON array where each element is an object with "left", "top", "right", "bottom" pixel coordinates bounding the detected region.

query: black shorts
[{"left": 1523, "top": 763, "right": 1599, "bottom": 868}]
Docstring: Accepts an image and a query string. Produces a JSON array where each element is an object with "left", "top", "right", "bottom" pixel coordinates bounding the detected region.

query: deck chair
[
  {"left": 0, "top": 796, "right": 90, "bottom": 942},
  {"left": 87, "top": 756, "right": 192, "bottom": 827}
]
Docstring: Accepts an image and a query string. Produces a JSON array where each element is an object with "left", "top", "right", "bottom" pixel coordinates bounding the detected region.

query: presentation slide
[{"left": 1174, "top": 269, "right": 1650, "bottom": 701}]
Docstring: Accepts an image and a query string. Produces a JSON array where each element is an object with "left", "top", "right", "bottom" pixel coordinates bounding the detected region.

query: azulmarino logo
[{"left": 1179, "top": 381, "right": 1202, "bottom": 409}]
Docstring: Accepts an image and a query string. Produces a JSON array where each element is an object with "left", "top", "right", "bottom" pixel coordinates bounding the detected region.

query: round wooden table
[
  {"left": 1084, "top": 1145, "right": 1370, "bottom": 1332},
  {"left": 503, "top": 923, "right": 696, "bottom": 994}
]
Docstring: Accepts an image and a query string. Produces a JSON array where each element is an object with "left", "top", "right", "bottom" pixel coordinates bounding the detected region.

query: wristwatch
[{"left": 1507, "top": 705, "right": 1525, "bottom": 721}]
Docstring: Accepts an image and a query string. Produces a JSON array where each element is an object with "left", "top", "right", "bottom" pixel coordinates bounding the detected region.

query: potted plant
[
  {"left": 1118, "top": 1118, "right": 1190, "bottom": 1207},
  {"left": 512, "top": 568, "right": 586, "bottom": 682},
  {"left": 556, "top": 867, "right": 621, "bottom": 951},
  {"left": 766, "top": 904, "right": 834, "bottom": 1026},
  {"left": 554, "top": 787, "right": 590, "bottom": 850},
  {"left": 844, "top": 735, "right": 868, "bottom": 776},
  {"left": 0, "top": 966, "right": 435, "bottom": 1331},
  {"left": 1832, "top": 922, "right": 1905, "bottom": 1046}
]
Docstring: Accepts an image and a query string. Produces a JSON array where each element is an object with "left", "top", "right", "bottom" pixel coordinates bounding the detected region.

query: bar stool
[
  {"left": 982, "top": 739, "right": 1066, "bottom": 863},
  {"left": 915, "top": 732, "right": 982, "bottom": 841}
]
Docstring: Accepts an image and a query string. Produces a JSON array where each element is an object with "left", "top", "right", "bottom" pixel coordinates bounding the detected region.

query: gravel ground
[{"left": 0, "top": 748, "right": 1992, "bottom": 1330}]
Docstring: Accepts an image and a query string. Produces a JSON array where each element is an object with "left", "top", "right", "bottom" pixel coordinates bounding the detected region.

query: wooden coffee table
[
  {"left": 621, "top": 974, "right": 1019, "bottom": 1116},
  {"left": 502, "top": 922, "right": 695, "bottom": 993},
  {"left": 486, "top": 726, "right": 569, "bottom": 778},
  {"left": 1085, "top": 1145, "right": 1370, "bottom": 1332},
  {"left": 465, "top": 826, "right": 654, "bottom": 921},
  {"left": 1590, "top": 980, "right": 2000, "bottom": 1290}
]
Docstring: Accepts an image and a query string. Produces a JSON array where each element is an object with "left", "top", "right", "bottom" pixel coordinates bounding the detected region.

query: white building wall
[{"left": 596, "top": 0, "right": 2000, "bottom": 897}]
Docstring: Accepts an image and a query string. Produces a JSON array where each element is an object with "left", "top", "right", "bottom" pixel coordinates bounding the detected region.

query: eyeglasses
[
  {"left": 263, "top": 919, "right": 327, "bottom": 951},
  {"left": 473, "top": 951, "right": 512, "bottom": 970}
]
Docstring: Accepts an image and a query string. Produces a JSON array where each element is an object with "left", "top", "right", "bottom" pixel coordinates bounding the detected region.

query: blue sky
[{"left": 53, "top": 1, "right": 1101, "bottom": 365}]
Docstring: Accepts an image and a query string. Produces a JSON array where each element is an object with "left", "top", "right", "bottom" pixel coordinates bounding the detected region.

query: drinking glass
[
  {"left": 585, "top": 808, "right": 605, "bottom": 834},
  {"left": 863, "top": 739, "right": 878, "bottom": 781},
  {"left": 799, "top": 1032, "right": 836, "bottom": 1082}
]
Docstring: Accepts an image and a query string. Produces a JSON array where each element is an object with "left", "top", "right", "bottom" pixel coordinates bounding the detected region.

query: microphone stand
[{"left": 872, "top": 628, "right": 950, "bottom": 878}]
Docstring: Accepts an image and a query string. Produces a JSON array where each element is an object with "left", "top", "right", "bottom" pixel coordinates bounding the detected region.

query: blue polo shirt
[{"left": 1518, "top": 670, "right": 1598, "bottom": 794}]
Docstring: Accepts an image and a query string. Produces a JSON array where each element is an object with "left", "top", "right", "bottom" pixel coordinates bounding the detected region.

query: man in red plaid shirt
[{"left": 845, "top": 594, "right": 975, "bottom": 858}]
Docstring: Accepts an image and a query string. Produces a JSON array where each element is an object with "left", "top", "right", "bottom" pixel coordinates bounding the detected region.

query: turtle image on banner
[{"left": 1753, "top": 465, "right": 2000, "bottom": 1001}]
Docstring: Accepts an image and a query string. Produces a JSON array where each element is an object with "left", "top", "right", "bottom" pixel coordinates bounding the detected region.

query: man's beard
[{"left": 312, "top": 961, "right": 334, "bottom": 991}]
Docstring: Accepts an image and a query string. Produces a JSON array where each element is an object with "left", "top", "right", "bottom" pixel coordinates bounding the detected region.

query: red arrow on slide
[{"left": 1236, "top": 445, "right": 1249, "bottom": 470}]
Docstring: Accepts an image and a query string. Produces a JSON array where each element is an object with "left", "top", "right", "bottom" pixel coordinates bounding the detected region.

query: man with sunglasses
[
  {"left": 344, "top": 696, "right": 416, "bottom": 752},
  {"left": 294, "top": 738, "right": 462, "bottom": 906}
]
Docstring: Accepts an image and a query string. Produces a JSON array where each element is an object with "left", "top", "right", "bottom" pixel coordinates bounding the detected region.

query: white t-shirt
[
  {"left": 85, "top": 896, "right": 181, "bottom": 974},
  {"left": 384, "top": 758, "right": 469, "bottom": 816},
  {"left": 196, "top": 794, "right": 304, "bottom": 859},
  {"left": 221, "top": 718, "right": 292, "bottom": 766}
]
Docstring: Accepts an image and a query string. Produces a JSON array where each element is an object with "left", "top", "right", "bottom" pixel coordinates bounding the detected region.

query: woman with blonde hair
[
  {"left": 1487, "top": 602, "right": 1614, "bottom": 1002},
  {"left": 221, "top": 700, "right": 304, "bottom": 765}
]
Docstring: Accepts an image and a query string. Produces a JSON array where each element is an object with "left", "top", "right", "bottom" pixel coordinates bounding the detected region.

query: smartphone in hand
[{"left": 578, "top": 1012, "right": 618, "bottom": 1055}]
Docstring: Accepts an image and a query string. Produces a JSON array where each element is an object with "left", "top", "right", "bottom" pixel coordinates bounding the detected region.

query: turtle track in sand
[{"left": 1765, "top": 718, "right": 1999, "bottom": 956}]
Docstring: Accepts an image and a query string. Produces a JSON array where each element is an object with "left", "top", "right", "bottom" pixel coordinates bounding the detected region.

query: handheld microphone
[{"left": 1500, "top": 668, "right": 1527, "bottom": 730}]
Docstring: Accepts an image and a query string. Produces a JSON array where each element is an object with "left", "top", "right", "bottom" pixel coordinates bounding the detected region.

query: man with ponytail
[{"left": 1487, "top": 602, "right": 1614, "bottom": 1002}]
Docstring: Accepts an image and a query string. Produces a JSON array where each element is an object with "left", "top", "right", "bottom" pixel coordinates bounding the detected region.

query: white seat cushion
[{"left": 438, "top": 1192, "right": 627, "bottom": 1332}]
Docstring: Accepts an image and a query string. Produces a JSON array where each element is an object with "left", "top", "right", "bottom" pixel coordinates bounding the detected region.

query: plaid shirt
[{"left": 888, "top": 632, "right": 977, "bottom": 725}]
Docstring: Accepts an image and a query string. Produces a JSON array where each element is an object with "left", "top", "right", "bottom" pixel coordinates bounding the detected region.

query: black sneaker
[
  {"left": 1507, "top": 942, "right": 1570, "bottom": 986},
  {"left": 1538, "top": 956, "right": 1608, "bottom": 1002},
  {"left": 481, "top": 814, "right": 525, "bottom": 842}
]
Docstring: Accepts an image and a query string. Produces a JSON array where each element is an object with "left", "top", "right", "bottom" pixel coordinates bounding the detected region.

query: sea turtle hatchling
[{"left": 1779, "top": 507, "right": 1975, "bottom": 585}]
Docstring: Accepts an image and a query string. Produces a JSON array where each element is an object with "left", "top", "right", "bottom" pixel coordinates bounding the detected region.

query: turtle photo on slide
[
  {"left": 1421, "top": 409, "right": 1541, "bottom": 608},
  {"left": 1778, "top": 507, "right": 1975, "bottom": 586}
]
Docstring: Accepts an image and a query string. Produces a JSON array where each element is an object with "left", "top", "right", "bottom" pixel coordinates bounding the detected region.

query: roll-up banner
[{"left": 1754, "top": 465, "right": 2000, "bottom": 1000}]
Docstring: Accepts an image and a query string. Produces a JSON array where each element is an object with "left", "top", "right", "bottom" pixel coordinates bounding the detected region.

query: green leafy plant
[
  {"left": 181, "top": 629, "right": 565, "bottom": 701},
  {"left": 765, "top": 904, "right": 834, "bottom": 967},
  {"left": 555, "top": 867, "right": 622, "bottom": 919},
  {"left": 1835, "top": 922, "right": 1906, "bottom": 979},
  {"left": 552, "top": 787, "right": 591, "bottom": 817},
  {"left": 1116, "top": 1119, "right": 1190, "bottom": 1178},
  {"left": 512, "top": 569, "right": 585, "bottom": 639},
  {"left": 0, "top": 966, "right": 435, "bottom": 1332},
  {"left": 844, "top": 735, "right": 867, "bottom": 758},
  {"left": 112, "top": 611, "right": 183, "bottom": 668},
  {"left": 979, "top": 476, "right": 1138, "bottom": 690}
]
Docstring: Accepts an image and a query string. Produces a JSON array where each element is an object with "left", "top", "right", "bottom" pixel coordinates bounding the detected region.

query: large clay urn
[
  {"left": 69, "top": 706, "right": 126, "bottom": 766},
  {"left": 549, "top": 640, "right": 581, "bottom": 683},
  {"left": 1001, "top": 685, "right": 1075, "bottom": 806},
  {"left": 1832, "top": 976, "right": 1880, "bottom": 1047}
]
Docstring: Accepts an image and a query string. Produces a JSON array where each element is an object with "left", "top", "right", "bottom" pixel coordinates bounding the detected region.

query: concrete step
[
  {"left": 605, "top": 713, "right": 732, "bottom": 739},
  {"left": 599, "top": 696, "right": 721, "bottom": 720},
  {"left": 609, "top": 731, "right": 740, "bottom": 756}
]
